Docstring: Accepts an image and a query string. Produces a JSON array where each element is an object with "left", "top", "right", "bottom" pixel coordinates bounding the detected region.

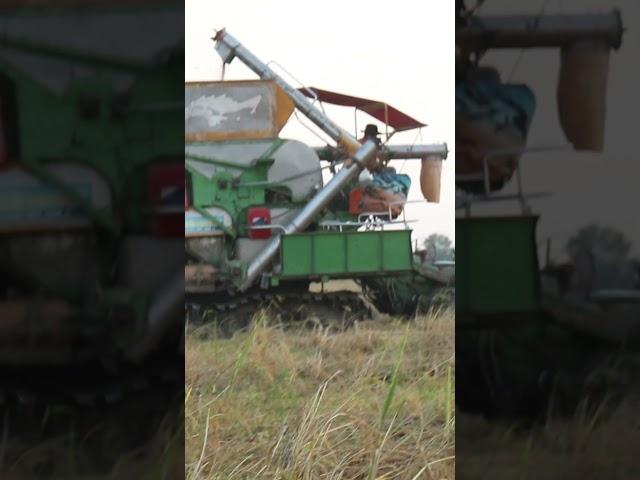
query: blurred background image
[
  {"left": 0, "top": 2, "right": 184, "bottom": 478},
  {"left": 456, "top": 1, "right": 640, "bottom": 478}
]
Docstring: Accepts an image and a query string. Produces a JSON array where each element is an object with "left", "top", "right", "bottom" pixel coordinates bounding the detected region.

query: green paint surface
[
  {"left": 456, "top": 216, "right": 541, "bottom": 314},
  {"left": 280, "top": 230, "right": 412, "bottom": 278}
]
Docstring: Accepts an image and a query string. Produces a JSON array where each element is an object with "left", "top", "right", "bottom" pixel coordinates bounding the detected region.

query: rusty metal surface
[
  {"left": 185, "top": 80, "right": 294, "bottom": 141},
  {"left": 0, "top": 299, "right": 70, "bottom": 337},
  {"left": 185, "top": 264, "right": 216, "bottom": 291}
]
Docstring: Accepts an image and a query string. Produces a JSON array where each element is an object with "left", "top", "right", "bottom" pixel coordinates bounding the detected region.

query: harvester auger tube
[
  {"left": 380, "top": 144, "right": 448, "bottom": 160},
  {"left": 316, "top": 144, "right": 449, "bottom": 161},
  {"left": 457, "top": 11, "right": 623, "bottom": 50},
  {"left": 213, "top": 29, "right": 362, "bottom": 155},
  {"left": 213, "top": 29, "right": 383, "bottom": 291},
  {"left": 238, "top": 140, "right": 378, "bottom": 291}
]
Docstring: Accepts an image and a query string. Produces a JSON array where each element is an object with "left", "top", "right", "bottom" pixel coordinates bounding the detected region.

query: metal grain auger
[{"left": 184, "top": 29, "right": 452, "bottom": 327}]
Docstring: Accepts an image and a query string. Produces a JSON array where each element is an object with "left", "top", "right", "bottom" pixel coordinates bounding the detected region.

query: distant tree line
[
  {"left": 421, "top": 233, "right": 455, "bottom": 262},
  {"left": 551, "top": 225, "right": 639, "bottom": 294}
]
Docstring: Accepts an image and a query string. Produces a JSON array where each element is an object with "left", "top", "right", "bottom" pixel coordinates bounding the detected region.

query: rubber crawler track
[{"left": 185, "top": 288, "right": 374, "bottom": 335}]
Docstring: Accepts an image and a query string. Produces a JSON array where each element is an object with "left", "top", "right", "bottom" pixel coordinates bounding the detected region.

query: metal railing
[
  {"left": 248, "top": 224, "right": 287, "bottom": 234},
  {"left": 247, "top": 199, "right": 425, "bottom": 234},
  {"left": 321, "top": 218, "right": 419, "bottom": 232},
  {"left": 320, "top": 199, "right": 425, "bottom": 231},
  {"left": 456, "top": 144, "right": 571, "bottom": 216}
]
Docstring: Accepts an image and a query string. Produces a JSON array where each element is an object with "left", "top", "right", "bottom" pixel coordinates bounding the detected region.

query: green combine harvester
[
  {"left": 456, "top": 3, "right": 632, "bottom": 418},
  {"left": 184, "top": 30, "right": 453, "bottom": 330},
  {"left": 0, "top": 2, "right": 184, "bottom": 369}
]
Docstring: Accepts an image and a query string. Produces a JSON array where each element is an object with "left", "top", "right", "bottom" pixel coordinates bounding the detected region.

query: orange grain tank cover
[
  {"left": 557, "top": 40, "right": 609, "bottom": 152},
  {"left": 420, "top": 155, "right": 442, "bottom": 203}
]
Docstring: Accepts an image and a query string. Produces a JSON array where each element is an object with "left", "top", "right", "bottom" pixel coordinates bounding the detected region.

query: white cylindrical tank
[{"left": 185, "top": 138, "right": 323, "bottom": 202}]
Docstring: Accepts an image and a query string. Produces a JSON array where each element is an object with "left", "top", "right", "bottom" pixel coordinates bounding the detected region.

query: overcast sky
[{"left": 185, "top": 0, "right": 454, "bottom": 245}]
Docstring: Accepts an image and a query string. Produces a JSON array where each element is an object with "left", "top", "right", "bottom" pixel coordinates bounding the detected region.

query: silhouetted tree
[
  {"left": 565, "top": 225, "right": 634, "bottom": 292},
  {"left": 424, "top": 234, "right": 455, "bottom": 262}
]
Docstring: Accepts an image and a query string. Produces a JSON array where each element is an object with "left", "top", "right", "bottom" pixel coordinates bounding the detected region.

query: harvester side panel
[
  {"left": 456, "top": 216, "right": 541, "bottom": 316},
  {"left": 279, "top": 230, "right": 413, "bottom": 279}
]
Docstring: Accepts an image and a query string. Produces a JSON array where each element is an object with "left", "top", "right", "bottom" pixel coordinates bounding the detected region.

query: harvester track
[
  {"left": 0, "top": 353, "right": 182, "bottom": 411},
  {"left": 185, "top": 288, "right": 374, "bottom": 335},
  {"left": 0, "top": 356, "right": 183, "bottom": 408}
]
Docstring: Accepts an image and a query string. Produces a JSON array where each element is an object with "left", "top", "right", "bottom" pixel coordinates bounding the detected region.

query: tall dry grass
[
  {"left": 0, "top": 405, "right": 183, "bottom": 480},
  {"left": 185, "top": 308, "right": 455, "bottom": 479},
  {"left": 457, "top": 395, "right": 640, "bottom": 479}
]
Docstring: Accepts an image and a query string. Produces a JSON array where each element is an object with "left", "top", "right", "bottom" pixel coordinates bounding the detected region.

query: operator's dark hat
[{"left": 363, "top": 124, "right": 381, "bottom": 137}]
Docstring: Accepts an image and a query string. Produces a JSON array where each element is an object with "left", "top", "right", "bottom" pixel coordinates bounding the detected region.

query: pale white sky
[{"left": 185, "top": 0, "right": 454, "bottom": 245}]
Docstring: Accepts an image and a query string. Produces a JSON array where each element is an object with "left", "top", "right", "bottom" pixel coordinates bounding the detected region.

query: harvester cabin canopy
[
  {"left": 297, "top": 87, "right": 444, "bottom": 204},
  {"left": 298, "top": 86, "right": 426, "bottom": 138}
]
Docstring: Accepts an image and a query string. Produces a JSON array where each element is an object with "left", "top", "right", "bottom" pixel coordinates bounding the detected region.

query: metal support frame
[
  {"left": 456, "top": 144, "right": 570, "bottom": 216},
  {"left": 248, "top": 224, "right": 287, "bottom": 234},
  {"left": 319, "top": 199, "right": 426, "bottom": 232}
]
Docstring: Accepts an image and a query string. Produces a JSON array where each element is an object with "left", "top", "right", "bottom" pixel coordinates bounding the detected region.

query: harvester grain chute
[{"left": 184, "top": 29, "right": 451, "bottom": 329}]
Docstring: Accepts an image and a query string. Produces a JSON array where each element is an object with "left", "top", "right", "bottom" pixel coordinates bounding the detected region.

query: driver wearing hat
[
  {"left": 360, "top": 123, "right": 382, "bottom": 147},
  {"left": 359, "top": 123, "right": 383, "bottom": 171}
]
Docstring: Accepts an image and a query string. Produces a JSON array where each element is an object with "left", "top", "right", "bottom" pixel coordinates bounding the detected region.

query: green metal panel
[
  {"left": 347, "top": 233, "right": 377, "bottom": 272},
  {"left": 280, "top": 235, "right": 313, "bottom": 276},
  {"left": 0, "top": 29, "right": 184, "bottom": 234},
  {"left": 279, "top": 230, "right": 412, "bottom": 279},
  {"left": 315, "top": 234, "right": 346, "bottom": 274},
  {"left": 456, "top": 216, "right": 541, "bottom": 315},
  {"left": 186, "top": 149, "right": 273, "bottom": 230}
]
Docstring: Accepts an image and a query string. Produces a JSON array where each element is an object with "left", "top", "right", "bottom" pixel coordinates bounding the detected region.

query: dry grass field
[
  {"left": 0, "top": 401, "right": 183, "bottom": 480},
  {"left": 185, "top": 308, "right": 455, "bottom": 479},
  {"left": 456, "top": 396, "right": 640, "bottom": 480}
]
